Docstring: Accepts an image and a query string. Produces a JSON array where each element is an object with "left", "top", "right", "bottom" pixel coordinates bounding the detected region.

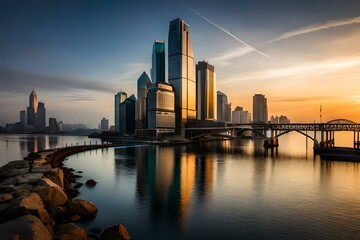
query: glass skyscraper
[
  {"left": 135, "top": 72, "right": 151, "bottom": 129},
  {"left": 196, "top": 61, "right": 217, "bottom": 121},
  {"left": 114, "top": 91, "right": 127, "bottom": 131},
  {"left": 151, "top": 41, "right": 165, "bottom": 83},
  {"left": 27, "top": 90, "right": 37, "bottom": 126},
  {"left": 168, "top": 18, "right": 196, "bottom": 135},
  {"left": 253, "top": 94, "right": 268, "bottom": 123}
]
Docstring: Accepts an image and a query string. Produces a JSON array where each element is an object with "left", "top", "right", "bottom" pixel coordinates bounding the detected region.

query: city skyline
[{"left": 1, "top": 0, "right": 360, "bottom": 127}]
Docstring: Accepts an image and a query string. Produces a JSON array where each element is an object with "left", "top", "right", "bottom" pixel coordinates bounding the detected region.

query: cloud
[
  {"left": 59, "top": 95, "right": 98, "bottom": 102},
  {"left": 0, "top": 68, "right": 117, "bottom": 94},
  {"left": 271, "top": 96, "right": 337, "bottom": 103},
  {"left": 268, "top": 16, "right": 360, "bottom": 43},
  {"left": 175, "top": 1, "right": 273, "bottom": 60},
  {"left": 222, "top": 56, "right": 360, "bottom": 83},
  {"left": 209, "top": 46, "right": 253, "bottom": 65}
]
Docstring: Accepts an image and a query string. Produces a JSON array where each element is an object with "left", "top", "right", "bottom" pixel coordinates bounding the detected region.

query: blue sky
[{"left": 1, "top": 0, "right": 360, "bottom": 127}]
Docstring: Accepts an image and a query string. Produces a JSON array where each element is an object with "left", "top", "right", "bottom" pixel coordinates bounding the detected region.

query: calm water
[{"left": 1, "top": 133, "right": 360, "bottom": 239}]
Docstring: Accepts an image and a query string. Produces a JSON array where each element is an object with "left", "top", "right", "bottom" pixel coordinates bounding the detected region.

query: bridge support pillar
[{"left": 263, "top": 137, "right": 279, "bottom": 148}]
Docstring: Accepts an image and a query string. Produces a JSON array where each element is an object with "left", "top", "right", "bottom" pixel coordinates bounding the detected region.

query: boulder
[
  {"left": 31, "top": 164, "right": 54, "bottom": 174},
  {"left": 45, "top": 168, "right": 64, "bottom": 189},
  {"left": 0, "top": 203, "right": 9, "bottom": 213},
  {"left": 67, "top": 199, "right": 97, "bottom": 218},
  {"left": 0, "top": 168, "right": 29, "bottom": 179},
  {"left": 85, "top": 179, "right": 97, "bottom": 186},
  {"left": 16, "top": 173, "right": 44, "bottom": 185},
  {"left": 69, "top": 214, "right": 81, "bottom": 222},
  {"left": 0, "top": 215, "right": 52, "bottom": 240},
  {"left": 6, "top": 192, "right": 54, "bottom": 234},
  {"left": 0, "top": 184, "right": 14, "bottom": 193},
  {"left": 101, "top": 224, "right": 130, "bottom": 240},
  {"left": 55, "top": 223, "right": 87, "bottom": 240},
  {"left": 0, "top": 160, "right": 29, "bottom": 172},
  {"left": 13, "top": 184, "right": 33, "bottom": 198},
  {"left": 73, "top": 182, "right": 83, "bottom": 189},
  {"left": 1, "top": 176, "right": 18, "bottom": 185},
  {"left": 0, "top": 193, "right": 13, "bottom": 204},
  {"left": 48, "top": 206, "right": 67, "bottom": 223},
  {"left": 35, "top": 177, "right": 68, "bottom": 207}
]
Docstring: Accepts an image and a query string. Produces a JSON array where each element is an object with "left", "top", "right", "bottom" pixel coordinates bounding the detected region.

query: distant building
[
  {"left": 27, "top": 90, "right": 38, "bottom": 126},
  {"left": 58, "top": 121, "right": 63, "bottom": 132},
  {"left": 114, "top": 91, "right": 127, "bottom": 131},
  {"left": 119, "top": 94, "right": 136, "bottom": 134},
  {"left": 253, "top": 94, "right": 268, "bottom": 123},
  {"left": 217, "top": 91, "right": 231, "bottom": 122},
  {"left": 37, "top": 102, "right": 46, "bottom": 130},
  {"left": 20, "top": 110, "right": 26, "bottom": 127},
  {"left": 270, "top": 115, "right": 290, "bottom": 124},
  {"left": 135, "top": 72, "right": 151, "bottom": 129},
  {"left": 232, "top": 106, "right": 251, "bottom": 124},
  {"left": 49, "top": 117, "right": 58, "bottom": 133},
  {"left": 196, "top": 61, "right": 217, "bottom": 121},
  {"left": 147, "top": 82, "right": 175, "bottom": 129},
  {"left": 100, "top": 117, "right": 109, "bottom": 132},
  {"left": 151, "top": 41, "right": 165, "bottom": 83},
  {"left": 168, "top": 18, "right": 196, "bottom": 135}
]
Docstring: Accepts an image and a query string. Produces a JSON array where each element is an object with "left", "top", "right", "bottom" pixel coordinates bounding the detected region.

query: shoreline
[{"left": 0, "top": 144, "right": 130, "bottom": 239}]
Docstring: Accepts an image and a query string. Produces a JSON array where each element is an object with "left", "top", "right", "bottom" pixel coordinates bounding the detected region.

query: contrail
[
  {"left": 175, "top": 1, "right": 273, "bottom": 60},
  {"left": 268, "top": 16, "right": 360, "bottom": 43}
]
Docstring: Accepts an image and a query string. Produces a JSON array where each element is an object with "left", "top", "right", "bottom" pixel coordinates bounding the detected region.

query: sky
[{"left": 1, "top": 0, "right": 360, "bottom": 127}]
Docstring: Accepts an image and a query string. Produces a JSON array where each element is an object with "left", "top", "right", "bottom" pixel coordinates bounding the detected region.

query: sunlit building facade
[
  {"left": 27, "top": 90, "right": 38, "bottom": 126},
  {"left": 135, "top": 72, "right": 151, "bottom": 129},
  {"left": 151, "top": 41, "right": 165, "bottom": 83},
  {"left": 168, "top": 18, "right": 196, "bottom": 135},
  {"left": 196, "top": 61, "right": 217, "bottom": 121},
  {"left": 114, "top": 91, "right": 128, "bottom": 131},
  {"left": 253, "top": 94, "right": 268, "bottom": 123}
]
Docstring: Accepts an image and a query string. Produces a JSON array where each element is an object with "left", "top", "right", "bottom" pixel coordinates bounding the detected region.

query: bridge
[{"left": 185, "top": 119, "right": 360, "bottom": 148}]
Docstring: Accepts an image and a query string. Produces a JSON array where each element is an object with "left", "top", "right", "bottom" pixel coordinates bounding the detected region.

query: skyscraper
[
  {"left": 253, "top": 94, "right": 268, "bottom": 123},
  {"left": 196, "top": 61, "right": 217, "bottom": 121},
  {"left": 119, "top": 94, "right": 136, "bottom": 134},
  {"left": 168, "top": 18, "right": 196, "bottom": 135},
  {"left": 114, "top": 91, "right": 127, "bottom": 131},
  {"left": 27, "top": 90, "right": 38, "bottom": 126},
  {"left": 20, "top": 110, "right": 26, "bottom": 127},
  {"left": 135, "top": 72, "right": 151, "bottom": 129},
  {"left": 100, "top": 117, "right": 109, "bottom": 132},
  {"left": 151, "top": 41, "right": 165, "bottom": 83},
  {"left": 217, "top": 91, "right": 231, "bottom": 122},
  {"left": 37, "top": 102, "right": 46, "bottom": 130}
]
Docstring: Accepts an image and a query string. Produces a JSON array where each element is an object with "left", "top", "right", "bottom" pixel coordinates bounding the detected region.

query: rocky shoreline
[{"left": 0, "top": 145, "right": 130, "bottom": 240}]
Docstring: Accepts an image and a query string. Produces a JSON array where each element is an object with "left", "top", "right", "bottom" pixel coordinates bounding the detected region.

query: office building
[
  {"left": 20, "top": 110, "right": 26, "bottom": 127},
  {"left": 253, "top": 94, "right": 268, "bottom": 123},
  {"left": 27, "top": 90, "right": 38, "bottom": 126},
  {"left": 37, "top": 102, "right": 46, "bottom": 130},
  {"left": 147, "top": 82, "right": 175, "bottom": 129},
  {"left": 232, "top": 106, "right": 251, "bottom": 124},
  {"left": 135, "top": 72, "right": 151, "bottom": 129},
  {"left": 119, "top": 94, "right": 136, "bottom": 134},
  {"left": 100, "top": 117, "right": 109, "bottom": 132},
  {"left": 49, "top": 117, "right": 58, "bottom": 133},
  {"left": 168, "top": 18, "right": 196, "bottom": 135},
  {"left": 217, "top": 91, "right": 231, "bottom": 122},
  {"left": 151, "top": 41, "right": 165, "bottom": 83},
  {"left": 114, "top": 91, "right": 128, "bottom": 131},
  {"left": 196, "top": 61, "right": 217, "bottom": 121}
]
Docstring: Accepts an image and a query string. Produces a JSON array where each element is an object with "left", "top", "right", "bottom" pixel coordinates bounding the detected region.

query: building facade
[
  {"left": 253, "top": 94, "right": 268, "bottom": 123},
  {"left": 147, "top": 82, "right": 175, "bottom": 129},
  {"left": 217, "top": 91, "right": 231, "bottom": 122},
  {"left": 27, "top": 90, "right": 38, "bottom": 126},
  {"left": 114, "top": 91, "right": 127, "bottom": 131},
  {"left": 151, "top": 41, "right": 165, "bottom": 83},
  {"left": 135, "top": 72, "right": 151, "bottom": 129},
  {"left": 196, "top": 61, "right": 217, "bottom": 121},
  {"left": 168, "top": 18, "right": 196, "bottom": 135},
  {"left": 37, "top": 102, "right": 46, "bottom": 130},
  {"left": 119, "top": 94, "right": 136, "bottom": 134},
  {"left": 100, "top": 117, "right": 109, "bottom": 132},
  {"left": 232, "top": 106, "right": 251, "bottom": 124}
]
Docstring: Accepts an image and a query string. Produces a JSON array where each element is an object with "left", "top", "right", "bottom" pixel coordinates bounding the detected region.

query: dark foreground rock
[
  {"left": 0, "top": 215, "right": 52, "bottom": 240},
  {"left": 55, "top": 223, "right": 87, "bottom": 240},
  {"left": 85, "top": 179, "right": 97, "bottom": 186},
  {"left": 101, "top": 224, "right": 130, "bottom": 240},
  {"left": 67, "top": 199, "right": 97, "bottom": 218}
]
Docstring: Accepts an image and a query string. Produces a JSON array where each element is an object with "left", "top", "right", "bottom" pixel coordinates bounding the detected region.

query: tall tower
[
  {"left": 151, "top": 41, "right": 165, "bottom": 83},
  {"left": 253, "top": 94, "right": 268, "bottom": 123},
  {"left": 37, "top": 102, "right": 46, "bottom": 130},
  {"left": 135, "top": 72, "right": 151, "bottom": 129},
  {"left": 114, "top": 91, "right": 128, "bottom": 131},
  {"left": 196, "top": 61, "right": 217, "bottom": 121},
  {"left": 27, "top": 90, "right": 38, "bottom": 126},
  {"left": 168, "top": 18, "right": 196, "bottom": 135}
]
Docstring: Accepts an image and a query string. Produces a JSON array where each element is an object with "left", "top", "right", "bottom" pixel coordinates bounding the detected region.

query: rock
[
  {"left": 69, "top": 214, "right": 81, "bottom": 222},
  {"left": 0, "top": 215, "right": 52, "bottom": 240},
  {"left": 73, "top": 182, "right": 83, "bottom": 189},
  {"left": 0, "top": 184, "right": 14, "bottom": 193},
  {"left": 45, "top": 168, "right": 64, "bottom": 189},
  {"left": 55, "top": 223, "right": 87, "bottom": 240},
  {"left": 16, "top": 173, "right": 44, "bottom": 185},
  {"left": 0, "top": 160, "right": 29, "bottom": 172},
  {"left": 0, "top": 203, "right": 9, "bottom": 213},
  {"left": 5, "top": 192, "right": 54, "bottom": 234},
  {"left": 0, "top": 193, "right": 13, "bottom": 204},
  {"left": 31, "top": 164, "right": 54, "bottom": 174},
  {"left": 85, "top": 179, "right": 97, "bottom": 186},
  {"left": 67, "top": 199, "right": 97, "bottom": 218},
  {"left": 90, "top": 227, "right": 102, "bottom": 234},
  {"left": 48, "top": 206, "right": 67, "bottom": 223},
  {"left": 77, "top": 171, "right": 83, "bottom": 174},
  {"left": 0, "top": 168, "right": 29, "bottom": 179},
  {"left": 1, "top": 176, "right": 18, "bottom": 185},
  {"left": 13, "top": 184, "right": 33, "bottom": 198},
  {"left": 101, "top": 224, "right": 130, "bottom": 240},
  {"left": 35, "top": 178, "right": 68, "bottom": 207}
]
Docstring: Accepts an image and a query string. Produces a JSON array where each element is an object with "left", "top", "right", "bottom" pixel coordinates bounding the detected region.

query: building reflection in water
[
  {"left": 19, "top": 135, "right": 47, "bottom": 155},
  {"left": 134, "top": 145, "right": 215, "bottom": 231}
]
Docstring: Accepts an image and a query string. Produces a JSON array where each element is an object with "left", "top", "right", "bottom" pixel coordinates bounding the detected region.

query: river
[{"left": 1, "top": 133, "right": 360, "bottom": 239}]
